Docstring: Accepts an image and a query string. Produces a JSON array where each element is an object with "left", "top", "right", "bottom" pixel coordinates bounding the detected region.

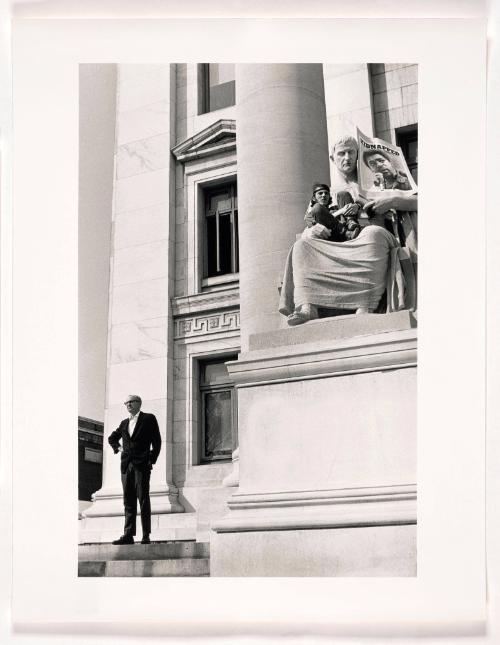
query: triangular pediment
[{"left": 172, "top": 119, "right": 236, "bottom": 162}]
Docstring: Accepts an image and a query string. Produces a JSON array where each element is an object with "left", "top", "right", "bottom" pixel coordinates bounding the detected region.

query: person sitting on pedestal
[{"left": 305, "top": 182, "right": 361, "bottom": 242}]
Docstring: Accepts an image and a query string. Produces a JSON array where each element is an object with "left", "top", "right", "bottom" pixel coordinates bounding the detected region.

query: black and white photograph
[
  {"left": 78, "top": 62, "right": 418, "bottom": 577},
  {"left": 9, "top": 11, "right": 488, "bottom": 638}
]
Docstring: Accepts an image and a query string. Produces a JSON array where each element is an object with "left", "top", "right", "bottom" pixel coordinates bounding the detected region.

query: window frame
[
  {"left": 199, "top": 63, "right": 236, "bottom": 114},
  {"left": 198, "top": 355, "right": 238, "bottom": 464},
  {"left": 396, "top": 124, "right": 418, "bottom": 183},
  {"left": 202, "top": 181, "right": 239, "bottom": 282},
  {"left": 181, "top": 147, "right": 237, "bottom": 296}
]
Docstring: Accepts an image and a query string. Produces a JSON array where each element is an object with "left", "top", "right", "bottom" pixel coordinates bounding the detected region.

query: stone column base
[
  {"left": 222, "top": 447, "right": 240, "bottom": 487},
  {"left": 79, "top": 483, "right": 185, "bottom": 544},
  {"left": 211, "top": 485, "right": 416, "bottom": 575}
]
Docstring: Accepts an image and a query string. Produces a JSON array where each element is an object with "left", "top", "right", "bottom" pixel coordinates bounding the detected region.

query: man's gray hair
[
  {"left": 330, "top": 134, "right": 358, "bottom": 157},
  {"left": 126, "top": 394, "right": 142, "bottom": 405}
]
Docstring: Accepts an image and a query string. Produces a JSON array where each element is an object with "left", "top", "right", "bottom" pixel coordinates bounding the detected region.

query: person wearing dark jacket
[{"left": 108, "top": 394, "right": 162, "bottom": 545}]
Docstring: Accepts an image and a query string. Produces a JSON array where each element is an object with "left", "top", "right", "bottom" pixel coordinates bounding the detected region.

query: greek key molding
[{"left": 175, "top": 310, "right": 240, "bottom": 339}]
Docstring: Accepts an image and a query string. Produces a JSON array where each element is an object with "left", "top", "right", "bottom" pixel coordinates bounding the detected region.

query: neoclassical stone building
[{"left": 79, "top": 63, "right": 418, "bottom": 576}]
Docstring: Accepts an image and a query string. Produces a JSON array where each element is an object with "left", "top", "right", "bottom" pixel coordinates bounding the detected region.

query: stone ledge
[
  {"left": 79, "top": 541, "right": 208, "bottom": 561},
  {"left": 79, "top": 558, "right": 210, "bottom": 577},
  {"left": 250, "top": 310, "right": 416, "bottom": 351},
  {"left": 227, "top": 484, "right": 416, "bottom": 509},
  {"left": 212, "top": 484, "right": 416, "bottom": 533},
  {"left": 172, "top": 285, "right": 239, "bottom": 317},
  {"left": 227, "top": 327, "right": 417, "bottom": 386}
]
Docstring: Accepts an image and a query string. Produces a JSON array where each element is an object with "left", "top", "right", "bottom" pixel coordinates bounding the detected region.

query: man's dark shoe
[
  {"left": 112, "top": 535, "right": 134, "bottom": 545},
  {"left": 141, "top": 535, "right": 151, "bottom": 545}
]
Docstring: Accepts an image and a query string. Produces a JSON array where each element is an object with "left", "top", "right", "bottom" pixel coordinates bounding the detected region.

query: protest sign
[{"left": 357, "top": 128, "right": 418, "bottom": 200}]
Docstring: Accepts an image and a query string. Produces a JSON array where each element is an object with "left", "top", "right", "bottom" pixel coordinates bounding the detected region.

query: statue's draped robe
[
  {"left": 284, "top": 171, "right": 418, "bottom": 314},
  {"left": 279, "top": 225, "right": 410, "bottom": 315}
]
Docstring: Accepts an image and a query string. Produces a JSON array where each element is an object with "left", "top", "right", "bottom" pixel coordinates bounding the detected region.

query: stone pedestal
[{"left": 211, "top": 313, "right": 417, "bottom": 576}]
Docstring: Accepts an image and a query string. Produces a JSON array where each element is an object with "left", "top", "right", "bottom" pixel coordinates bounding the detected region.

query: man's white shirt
[{"left": 128, "top": 412, "right": 140, "bottom": 436}]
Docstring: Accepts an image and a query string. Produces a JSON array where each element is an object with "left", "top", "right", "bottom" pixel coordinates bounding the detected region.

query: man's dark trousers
[{"left": 122, "top": 462, "right": 152, "bottom": 536}]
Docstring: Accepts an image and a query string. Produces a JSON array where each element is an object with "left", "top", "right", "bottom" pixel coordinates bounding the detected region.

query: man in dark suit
[{"left": 108, "top": 394, "right": 162, "bottom": 545}]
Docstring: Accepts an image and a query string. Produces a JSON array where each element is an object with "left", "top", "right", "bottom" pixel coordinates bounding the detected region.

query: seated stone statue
[{"left": 279, "top": 135, "right": 417, "bottom": 327}]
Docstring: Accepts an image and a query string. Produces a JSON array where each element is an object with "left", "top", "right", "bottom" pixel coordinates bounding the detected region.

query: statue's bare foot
[
  {"left": 287, "top": 304, "right": 318, "bottom": 326},
  {"left": 287, "top": 311, "right": 309, "bottom": 326}
]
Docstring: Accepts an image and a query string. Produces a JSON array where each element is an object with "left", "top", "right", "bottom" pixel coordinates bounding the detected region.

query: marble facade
[{"left": 80, "top": 63, "right": 418, "bottom": 576}]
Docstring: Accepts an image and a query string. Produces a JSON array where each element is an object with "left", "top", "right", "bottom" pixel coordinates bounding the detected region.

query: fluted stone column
[{"left": 236, "top": 64, "right": 330, "bottom": 350}]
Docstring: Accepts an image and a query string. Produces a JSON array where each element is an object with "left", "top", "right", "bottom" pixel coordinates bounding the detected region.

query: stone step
[
  {"left": 79, "top": 540, "right": 209, "bottom": 562},
  {"left": 79, "top": 557, "right": 210, "bottom": 577}
]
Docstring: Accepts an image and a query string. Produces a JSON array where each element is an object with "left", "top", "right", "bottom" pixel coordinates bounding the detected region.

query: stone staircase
[{"left": 78, "top": 540, "right": 210, "bottom": 577}]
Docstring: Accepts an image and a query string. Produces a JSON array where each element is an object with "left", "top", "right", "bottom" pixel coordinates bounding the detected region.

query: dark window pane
[
  {"left": 206, "top": 215, "right": 218, "bottom": 276},
  {"left": 234, "top": 211, "right": 239, "bottom": 272},
  {"left": 204, "top": 391, "right": 232, "bottom": 458},
  {"left": 407, "top": 140, "right": 418, "bottom": 164},
  {"left": 218, "top": 213, "right": 232, "bottom": 274},
  {"left": 396, "top": 126, "right": 418, "bottom": 185},
  {"left": 207, "top": 64, "right": 236, "bottom": 112}
]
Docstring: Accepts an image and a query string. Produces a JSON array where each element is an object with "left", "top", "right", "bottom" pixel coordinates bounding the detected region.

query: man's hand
[
  {"left": 365, "top": 192, "right": 418, "bottom": 215},
  {"left": 336, "top": 203, "right": 360, "bottom": 218},
  {"left": 364, "top": 197, "right": 398, "bottom": 216},
  {"left": 302, "top": 223, "right": 331, "bottom": 240}
]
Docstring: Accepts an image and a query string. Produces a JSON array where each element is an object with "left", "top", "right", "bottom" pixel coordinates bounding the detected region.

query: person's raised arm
[{"left": 365, "top": 193, "right": 418, "bottom": 216}]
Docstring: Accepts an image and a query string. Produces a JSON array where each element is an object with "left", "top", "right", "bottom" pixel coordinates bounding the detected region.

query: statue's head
[
  {"left": 330, "top": 135, "right": 358, "bottom": 178},
  {"left": 362, "top": 149, "right": 397, "bottom": 180},
  {"left": 311, "top": 182, "right": 331, "bottom": 207}
]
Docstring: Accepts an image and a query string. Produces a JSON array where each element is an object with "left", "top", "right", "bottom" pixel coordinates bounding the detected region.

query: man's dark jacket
[{"left": 108, "top": 411, "right": 162, "bottom": 473}]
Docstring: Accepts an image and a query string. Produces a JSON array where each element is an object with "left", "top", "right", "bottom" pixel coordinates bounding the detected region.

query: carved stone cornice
[
  {"left": 171, "top": 119, "right": 236, "bottom": 163},
  {"left": 171, "top": 286, "right": 239, "bottom": 317},
  {"left": 226, "top": 327, "right": 417, "bottom": 386}
]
